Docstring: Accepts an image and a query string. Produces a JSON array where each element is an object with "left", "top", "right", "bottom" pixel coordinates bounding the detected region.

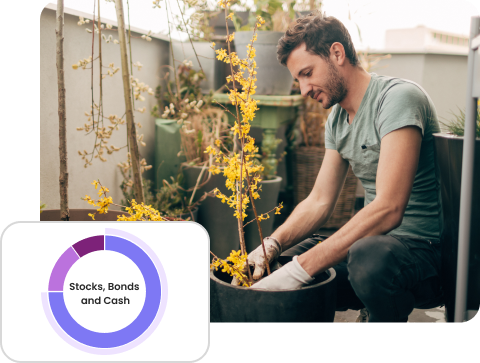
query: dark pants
[{"left": 279, "top": 234, "right": 444, "bottom": 322}]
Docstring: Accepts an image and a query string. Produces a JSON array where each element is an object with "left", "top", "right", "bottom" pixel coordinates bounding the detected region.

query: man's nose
[{"left": 299, "top": 80, "right": 312, "bottom": 98}]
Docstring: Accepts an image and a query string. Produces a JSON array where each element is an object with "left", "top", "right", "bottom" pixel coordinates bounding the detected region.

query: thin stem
[
  {"left": 244, "top": 172, "right": 270, "bottom": 275},
  {"left": 213, "top": 100, "right": 238, "bottom": 120},
  {"left": 175, "top": 0, "right": 204, "bottom": 75},
  {"left": 165, "top": 0, "right": 181, "bottom": 101},
  {"left": 189, "top": 162, "right": 208, "bottom": 206},
  {"left": 243, "top": 204, "right": 277, "bottom": 227}
]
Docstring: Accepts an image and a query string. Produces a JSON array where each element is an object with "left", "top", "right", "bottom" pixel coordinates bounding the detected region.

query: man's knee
[{"left": 347, "top": 235, "right": 399, "bottom": 298}]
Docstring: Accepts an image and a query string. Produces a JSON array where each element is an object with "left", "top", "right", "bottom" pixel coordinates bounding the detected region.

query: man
[{"left": 243, "top": 12, "right": 444, "bottom": 322}]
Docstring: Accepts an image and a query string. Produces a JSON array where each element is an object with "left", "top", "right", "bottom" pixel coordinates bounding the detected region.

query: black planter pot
[
  {"left": 210, "top": 266, "right": 336, "bottom": 322},
  {"left": 433, "top": 133, "right": 480, "bottom": 321},
  {"left": 244, "top": 176, "right": 282, "bottom": 252}
]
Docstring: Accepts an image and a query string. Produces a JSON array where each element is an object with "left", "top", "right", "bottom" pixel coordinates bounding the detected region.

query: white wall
[
  {"left": 373, "top": 52, "right": 468, "bottom": 126},
  {"left": 40, "top": 5, "right": 169, "bottom": 210}
]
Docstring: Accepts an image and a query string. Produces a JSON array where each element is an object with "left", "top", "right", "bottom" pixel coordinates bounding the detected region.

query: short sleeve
[
  {"left": 376, "top": 83, "right": 429, "bottom": 139},
  {"left": 324, "top": 108, "right": 337, "bottom": 150}
]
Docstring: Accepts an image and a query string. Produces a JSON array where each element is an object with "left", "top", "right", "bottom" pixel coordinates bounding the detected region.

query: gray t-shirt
[{"left": 325, "top": 73, "right": 443, "bottom": 241}]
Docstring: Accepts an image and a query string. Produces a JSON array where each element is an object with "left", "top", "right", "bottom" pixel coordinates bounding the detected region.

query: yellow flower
[
  {"left": 209, "top": 165, "right": 222, "bottom": 175},
  {"left": 227, "top": 12, "right": 233, "bottom": 21},
  {"left": 215, "top": 48, "right": 228, "bottom": 61},
  {"left": 88, "top": 213, "right": 95, "bottom": 220},
  {"left": 91, "top": 180, "right": 99, "bottom": 189},
  {"left": 211, "top": 42, "right": 216, "bottom": 49}
]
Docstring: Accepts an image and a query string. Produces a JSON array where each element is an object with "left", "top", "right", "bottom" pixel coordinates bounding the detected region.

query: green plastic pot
[{"left": 154, "top": 119, "right": 185, "bottom": 191}]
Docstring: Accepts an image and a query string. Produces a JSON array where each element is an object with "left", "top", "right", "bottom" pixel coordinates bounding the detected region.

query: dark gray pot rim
[
  {"left": 235, "top": 30, "right": 285, "bottom": 35},
  {"left": 181, "top": 163, "right": 216, "bottom": 169},
  {"left": 41, "top": 208, "right": 126, "bottom": 214},
  {"left": 433, "top": 132, "right": 480, "bottom": 140},
  {"left": 210, "top": 267, "right": 336, "bottom": 293},
  {"left": 259, "top": 175, "right": 282, "bottom": 183},
  {"left": 155, "top": 118, "right": 178, "bottom": 124}
]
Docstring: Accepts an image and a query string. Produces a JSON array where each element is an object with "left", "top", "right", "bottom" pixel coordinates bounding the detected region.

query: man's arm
[
  {"left": 297, "top": 125, "right": 422, "bottom": 276},
  {"left": 271, "top": 148, "right": 350, "bottom": 251}
]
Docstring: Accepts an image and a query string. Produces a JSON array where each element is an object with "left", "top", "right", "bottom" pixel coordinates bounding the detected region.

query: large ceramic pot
[
  {"left": 182, "top": 165, "right": 240, "bottom": 258},
  {"left": 433, "top": 133, "right": 480, "bottom": 321},
  {"left": 40, "top": 209, "right": 128, "bottom": 221},
  {"left": 210, "top": 265, "right": 336, "bottom": 322},
  {"left": 234, "top": 31, "right": 293, "bottom": 95},
  {"left": 244, "top": 176, "right": 282, "bottom": 252}
]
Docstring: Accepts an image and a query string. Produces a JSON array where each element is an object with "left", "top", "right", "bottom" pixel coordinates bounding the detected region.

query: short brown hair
[{"left": 277, "top": 12, "right": 359, "bottom": 67}]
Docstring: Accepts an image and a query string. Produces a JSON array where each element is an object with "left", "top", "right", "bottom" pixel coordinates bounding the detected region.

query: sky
[{"left": 50, "top": 0, "right": 480, "bottom": 50}]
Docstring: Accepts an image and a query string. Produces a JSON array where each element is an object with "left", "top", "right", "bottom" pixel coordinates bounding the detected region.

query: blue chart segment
[{"left": 43, "top": 230, "right": 165, "bottom": 353}]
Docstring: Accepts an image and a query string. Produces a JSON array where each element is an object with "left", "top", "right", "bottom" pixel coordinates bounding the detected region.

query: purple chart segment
[
  {"left": 48, "top": 247, "right": 79, "bottom": 291},
  {"left": 48, "top": 235, "right": 162, "bottom": 349},
  {"left": 72, "top": 235, "right": 104, "bottom": 257}
]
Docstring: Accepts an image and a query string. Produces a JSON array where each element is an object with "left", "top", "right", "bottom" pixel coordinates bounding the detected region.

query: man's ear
[{"left": 330, "top": 42, "right": 346, "bottom": 66}]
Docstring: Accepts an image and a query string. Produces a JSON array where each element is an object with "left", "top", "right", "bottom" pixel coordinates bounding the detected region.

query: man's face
[{"left": 286, "top": 43, "right": 347, "bottom": 109}]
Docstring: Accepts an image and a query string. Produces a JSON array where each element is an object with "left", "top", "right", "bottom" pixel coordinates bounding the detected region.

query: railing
[{"left": 455, "top": 16, "right": 480, "bottom": 322}]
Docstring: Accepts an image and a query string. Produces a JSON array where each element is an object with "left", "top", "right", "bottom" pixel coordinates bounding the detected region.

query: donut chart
[{"left": 41, "top": 228, "right": 167, "bottom": 354}]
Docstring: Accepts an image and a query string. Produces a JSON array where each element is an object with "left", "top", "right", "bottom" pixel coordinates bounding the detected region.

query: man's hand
[
  {"left": 231, "top": 237, "right": 282, "bottom": 286},
  {"left": 250, "top": 256, "right": 314, "bottom": 290}
]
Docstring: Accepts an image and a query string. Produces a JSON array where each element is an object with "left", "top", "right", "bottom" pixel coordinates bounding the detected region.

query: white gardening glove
[
  {"left": 231, "top": 237, "right": 282, "bottom": 286},
  {"left": 250, "top": 256, "right": 314, "bottom": 290}
]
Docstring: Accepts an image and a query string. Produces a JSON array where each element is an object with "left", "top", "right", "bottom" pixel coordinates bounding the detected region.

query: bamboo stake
[
  {"left": 126, "top": 0, "right": 135, "bottom": 111},
  {"left": 114, "top": 0, "right": 144, "bottom": 203},
  {"left": 56, "top": 0, "right": 69, "bottom": 221},
  {"left": 98, "top": 0, "right": 103, "bottom": 128}
]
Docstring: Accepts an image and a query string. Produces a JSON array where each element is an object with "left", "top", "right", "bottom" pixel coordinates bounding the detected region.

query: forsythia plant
[
  {"left": 208, "top": 3, "right": 282, "bottom": 286},
  {"left": 211, "top": 250, "right": 251, "bottom": 287},
  {"left": 83, "top": 180, "right": 166, "bottom": 221}
]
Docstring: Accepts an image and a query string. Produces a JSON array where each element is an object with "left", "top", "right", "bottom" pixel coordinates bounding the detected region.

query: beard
[{"left": 320, "top": 59, "right": 348, "bottom": 109}]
